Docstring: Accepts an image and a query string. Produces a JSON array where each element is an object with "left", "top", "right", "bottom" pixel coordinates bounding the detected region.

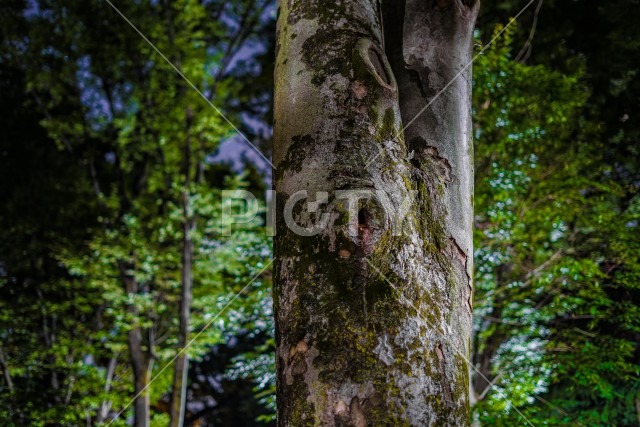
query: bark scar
[
  {"left": 408, "top": 137, "right": 453, "bottom": 183},
  {"left": 285, "top": 340, "right": 310, "bottom": 384},
  {"left": 447, "top": 237, "right": 473, "bottom": 315},
  {"left": 356, "top": 208, "right": 375, "bottom": 257},
  {"left": 349, "top": 397, "right": 367, "bottom": 427},
  {"left": 356, "top": 38, "right": 397, "bottom": 92},
  {"left": 334, "top": 397, "right": 367, "bottom": 427},
  {"left": 436, "top": 343, "right": 455, "bottom": 407},
  {"left": 350, "top": 80, "right": 367, "bottom": 100}
]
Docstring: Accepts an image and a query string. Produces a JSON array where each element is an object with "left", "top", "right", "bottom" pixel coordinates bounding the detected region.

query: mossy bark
[{"left": 273, "top": 1, "right": 479, "bottom": 425}]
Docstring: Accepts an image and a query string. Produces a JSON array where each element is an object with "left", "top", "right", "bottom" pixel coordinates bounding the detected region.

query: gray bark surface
[{"left": 273, "top": 1, "right": 478, "bottom": 425}]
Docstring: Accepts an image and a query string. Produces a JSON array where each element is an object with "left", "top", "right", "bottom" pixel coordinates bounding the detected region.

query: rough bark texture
[{"left": 273, "top": 0, "right": 478, "bottom": 425}]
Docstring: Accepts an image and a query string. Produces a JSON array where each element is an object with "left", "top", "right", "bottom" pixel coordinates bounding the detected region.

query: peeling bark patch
[
  {"left": 446, "top": 238, "right": 473, "bottom": 316},
  {"left": 409, "top": 137, "right": 453, "bottom": 183},
  {"left": 425, "top": 147, "right": 453, "bottom": 183},
  {"left": 286, "top": 341, "right": 310, "bottom": 384},
  {"left": 349, "top": 397, "right": 367, "bottom": 427},
  {"left": 334, "top": 399, "right": 348, "bottom": 415},
  {"left": 447, "top": 237, "right": 467, "bottom": 265},
  {"left": 436, "top": 344, "right": 454, "bottom": 407},
  {"left": 351, "top": 80, "right": 367, "bottom": 100},
  {"left": 334, "top": 397, "right": 367, "bottom": 427},
  {"left": 296, "top": 340, "right": 309, "bottom": 354}
]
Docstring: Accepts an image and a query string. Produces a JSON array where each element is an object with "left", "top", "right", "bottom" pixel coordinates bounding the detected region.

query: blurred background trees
[
  {"left": 0, "top": 1, "right": 274, "bottom": 425},
  {"left": 0, "top": 0, "right": 638, "bottom": 426},
  {"left": 471, "top": 1, "right": 640, "bottom": 424}
]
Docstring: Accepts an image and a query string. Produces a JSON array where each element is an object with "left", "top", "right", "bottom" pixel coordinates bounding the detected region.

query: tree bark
[
  {"left": 97, "top": 355, "right": 118, "bottom": 424},
  {"left": 273, "top": 0, "right": 478, "bottom": 425},
  {"left": 0, "top": 346, "right": 13, "bottom": 392},
  {"left": 169, "top": 212, "right": 194, "bottom": 427},
  {"left": 169, "top": 107, "right": 196, "bottom": 427},
  {"left": 120, "top": 261, "right": 152, "bottom": 427}
]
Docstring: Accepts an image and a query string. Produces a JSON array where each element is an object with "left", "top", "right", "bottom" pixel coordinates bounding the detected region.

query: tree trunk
[
  {"left": 169, "top": 107, "right": 196, "bottom": 427},
  {"left": 120, "top": 261, "right": 152, "bottom": 427},
  {"left": 128, "top": 324, "right": 152, "bottom": 427},
  {"left": 273, "top": 0, "right": 478, "bottom": 425},
  {"left": 96, "top": 355, "right": 118, "bottom": 424},
  {"left": 0, "top": 346, "right": 13, "bottom": 392},
  {"left": 169, "top": 212, "right": 194, "bottom": 427}
]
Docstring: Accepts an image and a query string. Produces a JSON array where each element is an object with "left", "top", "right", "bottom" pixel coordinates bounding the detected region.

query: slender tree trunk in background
[
  {"left": 0, "top": 347, "right": 13, "bottom": 392},
  {"left": 273, "top": 0, "right": 478, "bottom": 425},
  {"left": 120, "top": 262, "right": 152, "bottom": 427},
  {"left": 127, "top": 323, "right": 151, "bottom": 427},
  {"left": 170, "top": 111, "right": 195, "bottom": 427},
  {"left": 96, "top": 355, "right": 118, "bottom": 424},
  {"left": 38, "top": 289, "right": 62, "bottom": 402},
  {"left": 169, "top": 212, "right": 194, "bottom": 427}
]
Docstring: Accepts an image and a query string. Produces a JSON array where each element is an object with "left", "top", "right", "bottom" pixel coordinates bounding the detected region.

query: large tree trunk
[{"left": 273, "top": 0, "right": 478, "bottom": 425}]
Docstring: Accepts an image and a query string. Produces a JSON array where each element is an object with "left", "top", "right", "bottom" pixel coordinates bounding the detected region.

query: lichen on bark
[{"left": 274, "top": 0, "right": 479, "bottom": 425}]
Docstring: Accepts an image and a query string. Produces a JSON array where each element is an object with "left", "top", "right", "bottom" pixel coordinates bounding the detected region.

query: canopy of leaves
[
  {"left": 0, "top": 0, "right": 275, "bottom": 425},
  {"left": 472, "top": 24, "right": 639, "bottom": 426}
]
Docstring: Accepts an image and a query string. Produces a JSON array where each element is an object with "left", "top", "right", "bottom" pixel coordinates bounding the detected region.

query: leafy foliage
[
  {"left": 472, "top": 25, "right": 639, "bottom": 426},
  {"left": 0, "top": 0, "right": 275, "bottom": 425}
]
